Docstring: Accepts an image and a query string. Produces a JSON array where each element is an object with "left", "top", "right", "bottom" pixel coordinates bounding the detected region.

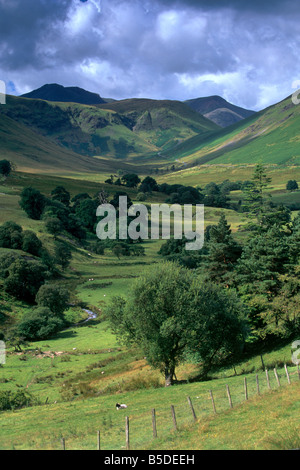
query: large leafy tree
[
  {"left": 105, "top": 262, "right": 247, "bottom": 386},
  {"left": 19, "top": 187, "right": 47, "bottom": 220},
  {"left": 35, "top": 284, "right": 70, "bottom": 317},
  {"left": 3, "top": 259, "right": 48, "bottom": 302}
]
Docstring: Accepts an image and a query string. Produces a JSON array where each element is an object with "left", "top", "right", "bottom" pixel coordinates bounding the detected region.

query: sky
[{"left": 0, "top": 0, "right": 300, "bottom": 111}]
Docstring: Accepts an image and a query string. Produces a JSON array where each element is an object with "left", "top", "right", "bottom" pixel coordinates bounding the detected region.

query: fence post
[
  {"left": 61, "top": 438, "right": 66, "bottom": 450},
  {"left": 274, "top": 368, "right": 281, "bottom": 387},
  {"left": 171, "top": 405, "right": 178, "bottom": 431},
  {"left": 256, "top": 374, "right": 260, "bottom": 395},
  {"left": 209, "top": 390, "right": 217, "bottom": 414},
  {"left": 97, "top": 430, "right": 101, "bottom": 450},
  {"left": 187, "top": 397, "right": 197, "bottom": 421},
  {"left": 152, "top": 409, "right": 158, "bottom": 439},
  {"left": 244, "top": 377, "right": 248, "bottom": 401},
  {"left": 226, "top": 385, "right": 233, "bottom": 408},
  {"left": 265, "top": 369, "right": 271, "bottom": 389},
  {"left": 125, "top": 416, "right": 130, "bottom": 450},
  {"left": 284, "top": 364, "right": 291, "bottom": 385}
]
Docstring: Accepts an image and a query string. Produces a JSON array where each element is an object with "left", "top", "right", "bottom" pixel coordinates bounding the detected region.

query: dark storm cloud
[
  {"left": 0, "top": 0, "right": 300, "bottom": 109},
  {"left": 157, "top": 0, "right": 297, "bottom": 13}
]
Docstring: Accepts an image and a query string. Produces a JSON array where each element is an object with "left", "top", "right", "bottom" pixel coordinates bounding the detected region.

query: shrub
[
  {"left": 0, "top": 389, "right": 37, "bottom": 411},
  {"left": 18, "top": 307, "right": 65, "bottom": 340}
]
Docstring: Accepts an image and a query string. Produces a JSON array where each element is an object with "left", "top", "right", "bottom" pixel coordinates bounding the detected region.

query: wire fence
[{"left": 59, "top": 364, "right": 300, "bottom": 450}]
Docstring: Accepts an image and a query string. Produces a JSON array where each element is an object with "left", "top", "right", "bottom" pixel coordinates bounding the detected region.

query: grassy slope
[{"left": 162, "top": 95, "right": 300, "bottom": 166}]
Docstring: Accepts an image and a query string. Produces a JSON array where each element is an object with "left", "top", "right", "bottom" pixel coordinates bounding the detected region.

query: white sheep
[{"left": 116, "top": 403, "right": 128, "bottom": 410}]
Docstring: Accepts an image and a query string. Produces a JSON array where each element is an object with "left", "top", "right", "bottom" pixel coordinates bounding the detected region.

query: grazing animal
[{"left": 116, "top": 403, "right": 127, "bottom": 410}]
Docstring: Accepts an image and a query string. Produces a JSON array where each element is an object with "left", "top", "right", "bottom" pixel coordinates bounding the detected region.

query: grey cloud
[{"left": 0, "top": 0, "right": 300, "bottom": 109}]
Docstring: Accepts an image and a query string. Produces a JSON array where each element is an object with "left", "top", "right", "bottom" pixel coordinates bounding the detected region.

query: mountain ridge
[{"left": 21, "top": 83, "right": 105, "bottom": 105}]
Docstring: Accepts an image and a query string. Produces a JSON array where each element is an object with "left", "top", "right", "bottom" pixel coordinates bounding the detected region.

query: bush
[
  {"left": 18, "top": 307, "right": 65, "bottom": 340},
  {"left": 0, "top": 389, "right": 37, "bottom": 411}
]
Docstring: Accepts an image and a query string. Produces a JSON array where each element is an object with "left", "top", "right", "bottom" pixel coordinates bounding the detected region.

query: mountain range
[{"left": 0, "top": 83, "right": 299, "bottom": 174}]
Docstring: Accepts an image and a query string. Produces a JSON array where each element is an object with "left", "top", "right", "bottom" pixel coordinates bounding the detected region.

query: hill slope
[
  {"left": 21, "top": 83, "right": 105, "bottom": 105},
  {"left": 185, "top": 95, "right": 256, "bottom": 127},
  {"left": 0, "top": 95, "right": 220, "bottom": 172},
  {"left": 164, "top": 94, "right": 300, "bottom": 165}
]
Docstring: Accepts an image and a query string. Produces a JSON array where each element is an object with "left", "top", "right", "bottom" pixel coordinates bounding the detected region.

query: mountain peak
[
  {"left": 184, "top": 95, "right": 256, "bottom": 127},
  {"left": 21, "top": 83, "right": 105, "bottom": 105}
]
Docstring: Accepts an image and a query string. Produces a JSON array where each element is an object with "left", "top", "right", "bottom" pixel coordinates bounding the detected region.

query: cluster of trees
[
  {"left": 106, "top": 166, "right": 300, "bottom": 385},
  {"left": 105, "top": 173, "right": 244, "bottom": 208},
  {"left": 159, "top": 165, "right": 300, "bottom": 345}
]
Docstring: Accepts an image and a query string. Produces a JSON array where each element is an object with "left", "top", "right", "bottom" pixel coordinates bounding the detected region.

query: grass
[{"left": 0, "top": 357, "right": 298, "bottom": 450}]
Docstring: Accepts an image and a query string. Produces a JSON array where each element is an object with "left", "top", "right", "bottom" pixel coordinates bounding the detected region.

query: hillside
[
  {"left": 21, "top": 83, "right": 105, "bottom": 105},
  {"left": 0, "top": 94, "right": 219, "bottom": 173},
  {"left": 163, "top": 94, "right": 300, "bottom": 165},
  {"left": 185, "top": 95, "right": 256, "bottom": 127}
]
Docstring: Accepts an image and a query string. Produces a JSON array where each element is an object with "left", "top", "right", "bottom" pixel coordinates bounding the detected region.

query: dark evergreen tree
[{"left": 203, "top": 214, "right": 242, "bottom": 285}]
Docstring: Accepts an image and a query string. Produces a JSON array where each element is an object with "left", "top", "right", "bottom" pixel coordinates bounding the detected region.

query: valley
[{"left": 0, "top": 86, "right": 299, "bottom": 451}]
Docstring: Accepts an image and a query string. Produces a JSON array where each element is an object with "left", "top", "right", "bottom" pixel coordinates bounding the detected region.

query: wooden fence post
[
  {"left": 97, "top": 430, "right": 101, "bottom": 450},
  {"left": 274, "top": 368, "right": 281, "bottom": 387},
  {"left": 256, "top": 374, "right": 260, "bottom": 395},
  {"left": 209, "top": 390, "right": 217, "bottom": 414},
  {"left": 125, "top": 416, "right": 130, "bottom": 450},
  {"left": 226, "top": 385, "right": 233, "bottom": 408},
  {"left": 265, "top": 369, "right": 271, "bottom": 389},
  {"left": 61, "top": 438, "right": 66, "bottom": 450},
  {"left": 171, "top": 405, "right": 178, "bottom": 431},
  {"left": 284, "top": 364, "right": 291, "bottom": 385},
  {"left": 187, "top": 397, "right": 197, "bottom": 422},
  {"left": 244, "top": 377, "right": 248, "bottom": 401},
  {"left": 152, "top": 409, "right": 157, "bottom": 439}
]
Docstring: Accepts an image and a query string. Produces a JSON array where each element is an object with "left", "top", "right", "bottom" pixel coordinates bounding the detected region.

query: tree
[
  {"left": 74, "top": 198, "right": 98, "bottom": 232},
  {"left": 286, "top": 180, "right": 299, "bottom": 191},
  {"left": 0, "top": 160, "right": 12, "bottom": 177},
  {"left": 51, "top": 186, "right": 70, "bottom": 206},
  {"left": 18, "top": 307, "right": 65, "bottom": 340},
  {"left": 0, "top": 221, "right": 23, "bottom": 250},
  {"left": 241, "top": 164, "right": 272, "bottom": 225},
  {"left": 21, "top": 230, "right": 42, "bottom": 256},
  {"left": 19, "top": 187, "right": 47, "bottom": 220},
  {"left": 4, "top": 259, "right": 48, "bottom": 302},
  {"left": 35, "top": 284, "right": 70, "bottom": 317},
  {"left": 140, "top": 176, "right": 159, "bottom": 193},
  {"left": 105, "top": 262, "right": 247, "bottom": 386},
  {"left": 121, "top": 173, "right": 141, "bottom": 188},
  {"left": 44, "top": 217, "right": 63, "bottom": 239},
  {"left": 54, "top": 242, "right": 72, "bottom": 270},
  {"left": 203, "top": 214, "right": 242, "bottom": 286},
  {"left": 234, "top": 227, "right": 291, "bottom": 298}
]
